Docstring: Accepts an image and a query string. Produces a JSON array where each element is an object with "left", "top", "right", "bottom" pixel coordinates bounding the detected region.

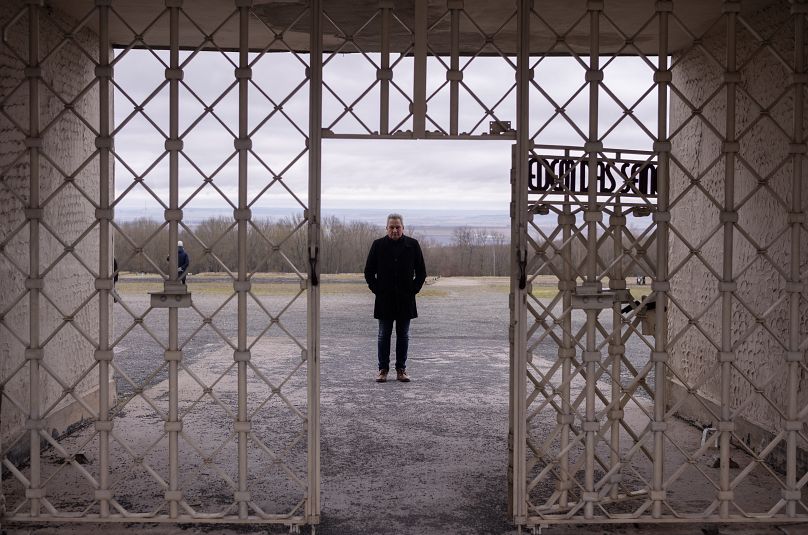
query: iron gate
[
  {"left": 511, "top": 0, "right": 808, "bottom": 529},
  {"left": 1, "top": 0, "right": 321, "bottom": 526},
  {"left": 1, "top": 0, "right": 807, "bottom": 531}
]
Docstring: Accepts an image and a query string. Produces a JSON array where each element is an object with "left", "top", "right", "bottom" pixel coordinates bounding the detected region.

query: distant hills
[
  {"left": 114, "top": 206, "right": 513, "bottom": 244},
  {"left": 113, "top": 205, "right": 648, "bottom": 245}
]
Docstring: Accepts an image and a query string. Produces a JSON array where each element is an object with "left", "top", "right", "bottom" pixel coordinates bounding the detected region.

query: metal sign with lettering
[{"left": 529, "top": 155, "right": 658, "bottom": 197}]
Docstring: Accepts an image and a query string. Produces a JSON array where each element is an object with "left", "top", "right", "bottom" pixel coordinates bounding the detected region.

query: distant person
[
  {"left": 364, "top": 213, "right": 427, "bottom": 383},
  {"left": 112, "top": 258, "right": 119, "bottom": 303},
  {"left": 177, "top": 240, "right": 190, "bottom": 284}
]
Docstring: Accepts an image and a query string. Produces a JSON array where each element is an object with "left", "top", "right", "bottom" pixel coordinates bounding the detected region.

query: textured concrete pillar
[
  {"left": 668, "top": 0, "right": 808, "bottom": 468},
  {"left": 0, "top": 0, "right": 114, "bottom": 459}
]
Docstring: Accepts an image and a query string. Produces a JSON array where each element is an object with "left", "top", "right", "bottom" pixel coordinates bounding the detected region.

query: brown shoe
[
  {"left": 396, "top": 369, "right": 411, "bottom": 382},
  {"left": 376, "top": 370, "right": 388, "bottom": 383}
]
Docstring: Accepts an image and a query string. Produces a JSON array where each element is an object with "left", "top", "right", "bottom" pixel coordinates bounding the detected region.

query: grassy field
[
  {"left": 116, "top": 272, "right": 649, "bottom": 300},
  {"left": 117, "top": 272, "right": 361, "bottom": 296}
]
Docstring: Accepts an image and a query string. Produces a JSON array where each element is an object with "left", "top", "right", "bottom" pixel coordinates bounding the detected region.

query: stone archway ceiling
[{"left": 55, "top": 0, "right": 777, "bottom": 54}]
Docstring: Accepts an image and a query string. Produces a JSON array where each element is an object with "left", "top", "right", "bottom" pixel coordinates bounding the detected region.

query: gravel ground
[
  {"left": 319, "top": 279, "right": 512, "bottom": 534},
  {"left": 3, "top": 275, "right": 805, "bottom": 535}
]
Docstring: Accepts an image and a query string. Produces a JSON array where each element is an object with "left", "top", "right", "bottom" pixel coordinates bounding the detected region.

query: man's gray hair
[{"left": 387, "top": 213, "right": 404, "bottom": 226}]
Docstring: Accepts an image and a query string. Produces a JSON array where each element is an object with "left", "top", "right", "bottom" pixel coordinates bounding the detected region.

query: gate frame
[{"left": 2, "top": 0, "right": 808, "bottom": 530}]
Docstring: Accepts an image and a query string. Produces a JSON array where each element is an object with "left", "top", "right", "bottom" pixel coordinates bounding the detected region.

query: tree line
[
  {"left": 113, "top": 215, "right": 655, "bottom": 278},
  {"left": 113, "top": 215, "right": 511, "bottom": 277}
]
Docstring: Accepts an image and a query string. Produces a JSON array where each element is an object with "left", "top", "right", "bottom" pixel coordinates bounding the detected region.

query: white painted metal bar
[
  {"left": 582, "top": 311, "right": 597, "bottom": 520},
  {"left": 26, "top": 0, "right": 43, "bottom": 518},
  {"left": 719, "top": 0, "right": 738, "bottom": 519},
  {"left": 509, "top": 0, "right": 530, "bottom": 524},
  {"left": 651, "top": 1, "right": 671, "bottom": 519},
  {"left": 583, "top": 1, "right": 602, "bottom": 295},
  {"left": 96, "top": 0, "right": 112, "bottom": 518},
  {"left": 306, "top": 0, "right": 323, "bottom": 523},
  {"left": 448, "top": 0, "right": 461, "bottom": 136},
  {"left": 321, "top": 132, "right": 516, "bottom": 140},
  {"left": 166, "top": 0, "right": 182, "bottom": 519},
  {"left": 559, "top": 202, "right": 574, "bottom": 508},
  {"left": 379, "top": 0, "right": 391, "bottom": 135},
  {"left": 583, "top": 0, "right": 602, "bottom": 520},
  {"left": 609, "top": 202, "right": 624, "bottom": 501},
  {"left": 508, "top": 142, "right": 516, "bottom": 519},
  {"left": 235, "top": 0, "right": 251, "bottom": 520},
  {"left": 786, "top": 1, "right": 805, "bottom": 519},
  {"left": 413, "top": 0, "right": 427, "bottom": 137}
]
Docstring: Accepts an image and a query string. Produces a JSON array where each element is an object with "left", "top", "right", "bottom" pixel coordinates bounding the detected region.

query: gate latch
[
  {"left": 150, "top": 280, "right": 191, "bottom": 308},
  {"left": 309, "top": 246, "right": 319, "bottom": 287},
  {"left": 518, "top": 248, "right": 527, "bottom": 290}
]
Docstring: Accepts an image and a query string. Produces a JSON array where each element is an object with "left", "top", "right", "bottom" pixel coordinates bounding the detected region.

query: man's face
[{"left": 386, "top": 218, "right": 404, "bottom": 240}]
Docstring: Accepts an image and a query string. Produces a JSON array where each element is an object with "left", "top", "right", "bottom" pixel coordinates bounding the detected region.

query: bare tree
[
  {"left": 188, "top": 216, "right": 237, "bottom": 273},
  {"left": 113, "top": 216, "right": 524, "bottom": 277},
  {"left": 114, "top": 218, "right": 167, "bottom": 275}
]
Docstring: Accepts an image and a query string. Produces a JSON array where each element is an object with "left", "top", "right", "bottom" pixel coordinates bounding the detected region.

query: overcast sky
[{"left": 112, "top": 49, "right": 660, "bottom": 216}]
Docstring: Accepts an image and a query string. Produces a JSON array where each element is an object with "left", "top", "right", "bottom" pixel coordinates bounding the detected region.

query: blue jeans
[{"left": 377, "top": 318, "right": 410, "bottom": 371}]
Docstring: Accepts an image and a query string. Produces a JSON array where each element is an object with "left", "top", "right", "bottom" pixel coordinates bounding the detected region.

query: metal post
[
  {"left": 583, "top": 1, "right": 602, "bottom": 294},
  {"left": 508, "top": 143, "right": 516, "bottom": 518},
  {"left": 306, "top": 0, "right": 323, "bottom": 523},
  {"left": 509, "top": 0, "right": 530, "bottom": 524},
  {"left": 413, "top": 0, "right": 427, "bottom": 137},
  {"left": 166, "top": 0, "right": 182, "bottom": 518},
  {"left": 96, "top": 0, "right": 113, "bottom": 518},
  {"left": 785, "top": 0, "right": 806, "bottom": 518},
  {"left": 582, "top": 0, "right": 603, "bottom": 520},
  {"left": 608, "top": 202, "right": 625, "bottom": 501},
  {"left": 235, "top": 0, "right": 251, "bottom": 520},
  {"left": 718, "top": 0, "right": 739, "bottom": 519},
  {"left": 559, "top": 203, "right": 574, "bottom": 508},
  {"left": 379, "top": 0, "right": 391, "bottom": 135},
  {"left": 26, "top": 0, "right": 43, "bottom": 518},
  {"left": 449, "top": 0, "right": 461, "bottom": 135},
  {"left": 651, "top": 1, "right": 672, "bottom": 518}
]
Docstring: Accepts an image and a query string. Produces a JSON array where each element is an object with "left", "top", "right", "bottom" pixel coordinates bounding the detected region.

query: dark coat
[
  {"left": 178, "top": 246, "right": 189, "bottom": 276},
  {"left": 364, "top": 235, "right": 427, "bottom": 320}
]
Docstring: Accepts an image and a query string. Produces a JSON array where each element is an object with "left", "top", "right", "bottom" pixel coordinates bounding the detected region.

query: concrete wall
[
  {"left": 668, "top": 0, "right": 808, "bottom": 466},
  {"left": 0, "top": 1, "right": 114, "bottom": 459}
]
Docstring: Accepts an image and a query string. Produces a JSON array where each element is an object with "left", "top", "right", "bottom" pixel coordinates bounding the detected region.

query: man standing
[
  {"left": 177, "top": 240, "right": 190, "bottom": 284},
  {"left": 364, "top": 213, "right": 427, "bottom": 383}
]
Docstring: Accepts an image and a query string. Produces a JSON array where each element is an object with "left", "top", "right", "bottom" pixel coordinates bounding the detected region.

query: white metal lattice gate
[
  {"left": 511, "top": 0, "right": 808, "bottom": 529},
  {"left": 0, "top": 0, "right": 322, "bottom": 527},
  {"left": 1, "top": 0, "right": 807, "bottom": 531}
]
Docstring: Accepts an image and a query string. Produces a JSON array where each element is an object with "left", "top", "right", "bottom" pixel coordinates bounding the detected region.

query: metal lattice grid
[
  {"left": 510, "top": 0, "right": 808, "bottom": 528},
  {"left": 318, "top": 1, "right": 520, "bottom": 139},
  {"left": 1, "top": 0, "right": 320, "bottom": 525},
  {"left": 1, "top": 0, "right": 807, "bottom": 531}
]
